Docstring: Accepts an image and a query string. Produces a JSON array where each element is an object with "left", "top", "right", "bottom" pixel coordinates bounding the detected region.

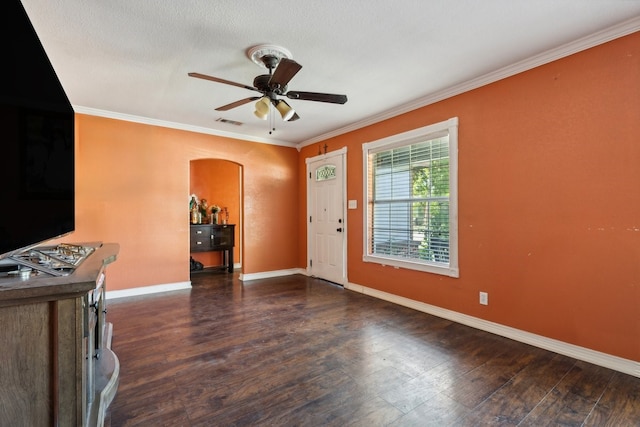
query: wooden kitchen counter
[
  {"left": 0, "top": 242, "right": 120, "bottom": 427},
  {"left": 0, "top": 242, "right": 119, "bottom": 306}
]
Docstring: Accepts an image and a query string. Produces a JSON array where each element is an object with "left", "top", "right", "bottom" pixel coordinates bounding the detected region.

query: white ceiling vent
[{"left": 216, "top": 118, "right": 243, "bottom": 126}]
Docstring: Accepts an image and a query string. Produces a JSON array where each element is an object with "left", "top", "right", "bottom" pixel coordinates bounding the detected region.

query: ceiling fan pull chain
[{"left": 269, "top": 103, "right": 275, "bottom": 134}]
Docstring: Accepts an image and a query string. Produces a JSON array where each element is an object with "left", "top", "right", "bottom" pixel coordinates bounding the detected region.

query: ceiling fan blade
[
  {"left": 188, "top": 72, "right": 260, "bottom": 92},
  {"left": 269, "top": 58, "right": 302, "bottom": 88},
  {"left": 288, "top": 112, "right": 301, "bottom": 122},
  {"left": 215, "top": 97, "right": 260, "bottom": 111},
  {"left": 286, "top": 91, "right": 347, "bottom": 104}
]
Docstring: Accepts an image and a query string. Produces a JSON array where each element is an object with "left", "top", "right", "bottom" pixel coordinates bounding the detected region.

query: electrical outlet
[{"left": 479, "top": 291, "right": 488, "bottom": 305}]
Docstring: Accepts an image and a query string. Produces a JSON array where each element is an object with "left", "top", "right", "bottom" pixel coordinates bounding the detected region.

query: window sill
[{"left": 363, "top": 254, "right": 459, "bottom": 278}]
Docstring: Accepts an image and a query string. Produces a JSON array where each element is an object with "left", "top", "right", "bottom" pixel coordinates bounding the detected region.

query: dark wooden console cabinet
[
  {"left": 0, "top": 242, "right": 119, "bottom": 427},
  {"left": 190, "top": 224, "right": 235, "bottom": 272}
]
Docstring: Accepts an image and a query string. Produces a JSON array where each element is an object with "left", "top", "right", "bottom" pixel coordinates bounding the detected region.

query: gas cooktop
[{"left": 6, "top": 243, "right": 95, "bottom": 278}]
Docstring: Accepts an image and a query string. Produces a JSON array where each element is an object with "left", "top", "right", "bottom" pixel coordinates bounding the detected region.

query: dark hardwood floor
[{"left": 107, "top": 273, "right": 640, "bottom": 426}]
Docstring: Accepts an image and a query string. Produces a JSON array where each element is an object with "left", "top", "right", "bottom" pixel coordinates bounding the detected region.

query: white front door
[{"left": 307, "top": 149, "right": 346, "bottom": 285}]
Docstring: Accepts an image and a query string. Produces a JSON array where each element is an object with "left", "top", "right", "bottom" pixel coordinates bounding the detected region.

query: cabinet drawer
[
  {"left": 190, "top": 237, "right": 209, "bottom": 251},
  {"left": 190, "top": 226, "right": 211, "bottom": 252},
  {"left": 190, "top": 226, "right": 210, "bottom": 237}
]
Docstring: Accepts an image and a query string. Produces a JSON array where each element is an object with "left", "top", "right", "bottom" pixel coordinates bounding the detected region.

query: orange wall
[
  {"left": 53, "top": 31, "right": 638, "bottom": 362},
  {"left": 58, "top": 115, "right": 300, "bottom": 290},
  {"left": 190, "top": 159, "right": 241, "bottom": 267},
  {"left": 299, "top": 32, "right": 640, "bottom": 361}
]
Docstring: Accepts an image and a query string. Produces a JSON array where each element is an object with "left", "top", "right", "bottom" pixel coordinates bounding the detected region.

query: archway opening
[{"left": 189, "top": 158, "right": 242, "bottom": 272}]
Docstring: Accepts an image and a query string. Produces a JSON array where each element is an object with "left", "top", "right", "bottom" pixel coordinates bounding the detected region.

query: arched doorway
[{"left": 189, "top": 158, "right": 242, "bottom": 271}]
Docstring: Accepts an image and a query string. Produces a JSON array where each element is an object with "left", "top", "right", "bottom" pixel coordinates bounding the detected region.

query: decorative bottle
[{"left": 191, "top": 204, "right": 199, "bottom": 224}]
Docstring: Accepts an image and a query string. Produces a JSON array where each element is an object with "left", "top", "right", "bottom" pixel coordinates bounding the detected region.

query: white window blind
[{"left": 363, "top": 118, "right": 458, "bottom": 277}]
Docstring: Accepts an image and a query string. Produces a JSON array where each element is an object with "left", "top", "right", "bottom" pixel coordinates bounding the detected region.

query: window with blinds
[{"left": 362, "top": 118, "right": 459, "bottom": 277}]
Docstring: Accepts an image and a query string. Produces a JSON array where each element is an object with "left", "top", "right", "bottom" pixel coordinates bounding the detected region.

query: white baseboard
[
  {"left": 106, "top": 281, "right": 192, "bottom": 300},
  {"left": 240, "top": 268, "right": 306, "bottom": 282},
  {"left": 345, "top": 282, "right": 640, "bottom": 378}
]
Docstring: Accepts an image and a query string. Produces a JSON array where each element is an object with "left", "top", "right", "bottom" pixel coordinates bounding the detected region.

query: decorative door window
[{"left": 316, "top": 165, "right": 336, "bottom": 181}]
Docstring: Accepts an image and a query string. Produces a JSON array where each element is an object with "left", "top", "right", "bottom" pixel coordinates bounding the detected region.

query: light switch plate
[{"left": 348, "top": 200, "right": 357, "bottom": 209}]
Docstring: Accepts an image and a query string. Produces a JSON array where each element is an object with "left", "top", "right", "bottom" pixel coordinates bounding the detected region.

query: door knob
[{"left": 337, "top": 228, "right": 343, "bottom": 232}]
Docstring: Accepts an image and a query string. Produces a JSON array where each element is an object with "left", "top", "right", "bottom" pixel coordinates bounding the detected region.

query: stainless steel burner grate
[{"left": 9, "top": 243, "right": 95, "bottom": 277}]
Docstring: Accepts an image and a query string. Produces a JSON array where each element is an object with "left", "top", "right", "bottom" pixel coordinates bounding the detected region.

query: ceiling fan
[{"left": 188, "top": 45, "right": 347, "bottom": 123}]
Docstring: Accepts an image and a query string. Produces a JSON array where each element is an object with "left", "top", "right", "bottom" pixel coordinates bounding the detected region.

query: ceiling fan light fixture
[
  {"left": 254, "top": 96, "right": 270, "bottom": 119},
  {"left": 275, "top": 100, "right": 295, "bottom": 121},
  {"left": 254, "top": 109, "right": 268, "bottom": 120}
]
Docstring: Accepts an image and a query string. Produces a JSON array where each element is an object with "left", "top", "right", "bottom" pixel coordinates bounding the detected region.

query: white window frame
[{"left": 362, "top": 117, "right": 459, "bottom": 278}]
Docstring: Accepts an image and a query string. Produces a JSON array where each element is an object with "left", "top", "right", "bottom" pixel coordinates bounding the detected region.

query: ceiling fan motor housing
[
  {"left": 253, "top": 74, "right": 286, "bottom": 95},
  {"left": 260, "top": 54, "right": 280, "bottom": 70}
]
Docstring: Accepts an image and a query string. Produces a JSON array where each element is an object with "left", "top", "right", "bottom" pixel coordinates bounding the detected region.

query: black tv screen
[{"left": 0, "top": 1, "right": 75, "bottom": 259}]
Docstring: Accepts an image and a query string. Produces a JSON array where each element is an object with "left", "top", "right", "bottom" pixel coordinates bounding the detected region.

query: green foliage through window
[{"left": 370, "top": 136, "right": 450, "bottom": 264}]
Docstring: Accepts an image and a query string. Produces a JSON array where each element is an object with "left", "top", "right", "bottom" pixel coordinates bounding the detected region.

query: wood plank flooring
[{"left": 107, "top": 273, "right": 640, "bottom": 426}]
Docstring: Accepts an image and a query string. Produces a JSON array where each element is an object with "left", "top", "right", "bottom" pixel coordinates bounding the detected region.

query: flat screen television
[{"left": 0, "top": 1, "right": 75, "bottom": 260}]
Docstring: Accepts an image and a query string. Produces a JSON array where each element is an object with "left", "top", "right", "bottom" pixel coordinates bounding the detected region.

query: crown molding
[
  {"left": 72, "top": 17, "right": 639, "bottom": 151},
  {"left": 72, "top": 106, "right": 296, "bottom": 147},
  {"left": 298, "top": 16, "right": 640, "bottom": 149}
]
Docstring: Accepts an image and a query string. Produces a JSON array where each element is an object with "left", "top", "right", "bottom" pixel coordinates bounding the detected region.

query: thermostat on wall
[{"left": 348, "top": 200, "right": 357, "bottom": 209}]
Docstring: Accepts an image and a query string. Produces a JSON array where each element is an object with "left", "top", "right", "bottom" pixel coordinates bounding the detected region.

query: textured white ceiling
[{"left": 19, "top": 0, "right": 640, "bottom": 147}]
